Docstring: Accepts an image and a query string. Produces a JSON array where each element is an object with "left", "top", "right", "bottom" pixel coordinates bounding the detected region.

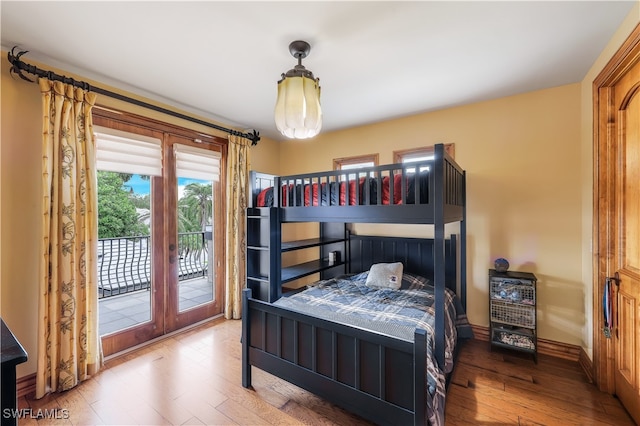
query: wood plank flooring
[{"left": 17, "top": 319, "right": 634, "bottom": 425}]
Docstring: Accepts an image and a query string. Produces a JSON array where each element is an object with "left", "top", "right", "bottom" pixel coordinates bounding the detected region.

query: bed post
[
  {"left": 414, "top": 328, "right": 427, "bottom": 426},
  {"left": 248, "top": 171, "right": 256, "bottom": 208},
  {"left": 274, "top": 176, "right": 281, "bottom": 207},
  {"left": 433, "top": 144, "right": 446, "bottom": 370},
  {"left": 461, "top": 170, "right": 467, "bottom": 312},
  {"left": 242, "top": 288, "right": 252, "bottom": 388}
]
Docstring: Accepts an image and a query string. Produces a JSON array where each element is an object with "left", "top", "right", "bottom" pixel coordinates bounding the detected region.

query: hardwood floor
[{"left": 17, "top": 319, "right": 634, "bottom": 425}]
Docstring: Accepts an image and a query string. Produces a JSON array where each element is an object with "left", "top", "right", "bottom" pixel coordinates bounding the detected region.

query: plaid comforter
[{"left": 273, "top": 271, "right": 472, "bottom": 426}]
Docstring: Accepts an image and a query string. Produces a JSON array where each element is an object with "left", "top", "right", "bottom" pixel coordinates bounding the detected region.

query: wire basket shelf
[{"left": 490, "top": 300, "right": 535, "bottom": 328}]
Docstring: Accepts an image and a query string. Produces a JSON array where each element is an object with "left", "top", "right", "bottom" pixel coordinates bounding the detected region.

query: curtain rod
[{"left": 7, "top": 47, "right": 260, "bottom": 146}]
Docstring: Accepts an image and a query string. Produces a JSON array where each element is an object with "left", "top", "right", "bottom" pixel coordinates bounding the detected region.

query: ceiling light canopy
[{"left": 274, "top": 40, "right": 322, "bottom": 139}]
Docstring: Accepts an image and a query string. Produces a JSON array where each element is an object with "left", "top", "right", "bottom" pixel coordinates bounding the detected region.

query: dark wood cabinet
[{"left": 1, "top": 318, "right": 28, "bottom": 426}]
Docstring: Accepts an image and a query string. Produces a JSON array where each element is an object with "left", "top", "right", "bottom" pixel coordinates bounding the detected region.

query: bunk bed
[{"left": 242, "top": 144, "right": 468, "bottom": 426}]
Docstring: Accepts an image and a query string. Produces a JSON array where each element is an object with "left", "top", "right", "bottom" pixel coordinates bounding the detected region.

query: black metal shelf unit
[{"left": 489, "top": 269, "right": 537, "bottom": 362}]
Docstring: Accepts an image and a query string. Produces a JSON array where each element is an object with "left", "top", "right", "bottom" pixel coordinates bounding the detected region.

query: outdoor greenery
[
  {"left": 178, "top": 182, "right": 213, "bottom": 232},
  {"left": 97, "top": 172, "right": 213, "bottom": 238},
  {"left": 130, "top": 193, "right": 150, "bottom": 209},
  {"left": 97, "top": 171, "right": 149, "bottom": 238}
]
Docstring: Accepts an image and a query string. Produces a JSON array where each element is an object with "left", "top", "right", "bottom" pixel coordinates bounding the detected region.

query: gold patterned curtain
[
  {"left": 36, "top": 79, "right": 102, "bottom": 398},
  {"left": 225, "top": 135, "right": 251, "bottom": 319}
]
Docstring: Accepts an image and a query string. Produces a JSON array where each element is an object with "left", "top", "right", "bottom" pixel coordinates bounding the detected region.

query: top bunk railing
[
  {"left": 248, "top": 144, "right": 465, "bottom": 224},
  {"left": 275, "top": 162, "right": 431, "bottom": 207}
]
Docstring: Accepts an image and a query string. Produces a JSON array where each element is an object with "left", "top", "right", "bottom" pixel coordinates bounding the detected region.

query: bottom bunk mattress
[{"left": 273, "top": 270, "right": 473, "bottom": 425}]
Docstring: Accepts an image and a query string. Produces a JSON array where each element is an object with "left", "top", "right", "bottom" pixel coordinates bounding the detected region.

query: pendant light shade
[{"left": 274, "top": 40, "right": 322, "bottom": 139}]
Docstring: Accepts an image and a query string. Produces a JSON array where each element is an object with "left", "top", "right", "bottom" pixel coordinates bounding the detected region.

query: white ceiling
[{"left": 1, "top": 1, "right": 636, "bottom": 141}]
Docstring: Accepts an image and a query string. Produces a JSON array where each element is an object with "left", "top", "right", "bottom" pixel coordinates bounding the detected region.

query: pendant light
[{"left": 274, "top": 40, "right": 322, "bottom": 139}]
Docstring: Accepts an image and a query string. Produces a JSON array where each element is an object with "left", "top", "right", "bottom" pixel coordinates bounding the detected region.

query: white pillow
[{"left": 365, "top": 262, "right": 404, "bottom": 290}]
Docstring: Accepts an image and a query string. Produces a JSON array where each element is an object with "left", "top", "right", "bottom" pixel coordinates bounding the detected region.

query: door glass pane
[
  {"left": 177, "top": 177, "right": 214, "bottom": 311},
  {"left": 98, "top": 172, "right": 152, "bottom": 336}
]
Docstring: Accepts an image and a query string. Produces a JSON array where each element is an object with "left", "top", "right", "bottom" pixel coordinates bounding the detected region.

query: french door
[
  {"left": 165, "top": 134, "right": 225, "bottom": 333},
  {"left": 94, "top": 111, "right": 225, "bottom": 356}
]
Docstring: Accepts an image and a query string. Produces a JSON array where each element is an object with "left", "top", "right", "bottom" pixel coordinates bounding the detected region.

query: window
[
  {"left": 393, "top": 143, "right": 455, "bottom": 172},
  {"left": 333, "top": 153, "right": 378, "bottom": 180}
]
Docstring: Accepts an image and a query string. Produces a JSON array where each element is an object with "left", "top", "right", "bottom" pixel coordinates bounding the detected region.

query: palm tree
[{"left": 179, "top": 182, "right": 212, "bottom": 232}]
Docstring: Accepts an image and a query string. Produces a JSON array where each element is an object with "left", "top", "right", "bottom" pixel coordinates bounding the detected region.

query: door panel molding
[
  {"left": 618, "top": 85, "right": 640, "bottom": 278},
  {"left": 616, "top": 291, "right": 635, "bottom": 384}
]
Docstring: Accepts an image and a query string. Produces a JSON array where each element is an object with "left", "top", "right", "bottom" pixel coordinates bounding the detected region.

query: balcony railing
[{"left": 98, "top": 232, "right": 209, "bottom": 298}]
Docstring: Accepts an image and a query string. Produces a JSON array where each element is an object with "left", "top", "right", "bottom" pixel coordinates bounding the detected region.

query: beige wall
[
  {"left": 0, "top": 56, "right": 279, "bottom": 378},
  {"left": 1, "top": 58, "right": 42, "bottom": 378},
  {"left": 280, "top": 84, "right": 585, "bottom": 345}
]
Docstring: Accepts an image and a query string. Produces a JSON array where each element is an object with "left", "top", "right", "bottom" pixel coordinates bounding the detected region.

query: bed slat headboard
[{"left": 348, "top": 234, "right": 458, "bottom": 294}]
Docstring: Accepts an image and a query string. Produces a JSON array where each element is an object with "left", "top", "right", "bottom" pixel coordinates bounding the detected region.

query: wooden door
[
  {"left": 593, "top": 23, "right": 640, "bottom": 424},
  {"left": 612, "top": 56, "right": 640, "bottom": 424},
  {"left": 164, "top": 134, "right": 225, "bottom": 333},
  {"left": 94, "top": 114, "right": 166, "bottom": 357}
]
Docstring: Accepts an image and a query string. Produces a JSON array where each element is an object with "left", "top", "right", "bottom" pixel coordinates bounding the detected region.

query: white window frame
[
  {"left": 333, "top": 153, "right": 379, "bottom": 181},
  {"left": 393, "top": 143, "right": 455, "bottom": 173}
]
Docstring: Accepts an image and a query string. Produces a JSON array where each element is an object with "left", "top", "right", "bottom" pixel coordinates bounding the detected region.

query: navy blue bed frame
[{"left": 242, "top": 144, "right": 467, "bottom": 425}]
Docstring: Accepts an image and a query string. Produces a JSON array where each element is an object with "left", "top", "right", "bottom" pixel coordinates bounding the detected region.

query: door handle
[
  {"left": 605, "top": 272, "right": 621, "bottom": 338},
  {"left": 606, "top": 271, "right": 620, "bottom": 287}
]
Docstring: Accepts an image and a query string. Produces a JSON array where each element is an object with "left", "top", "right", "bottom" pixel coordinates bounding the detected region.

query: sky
[{"left": 124, "top": 175, "right": 209, "bottom": 197}]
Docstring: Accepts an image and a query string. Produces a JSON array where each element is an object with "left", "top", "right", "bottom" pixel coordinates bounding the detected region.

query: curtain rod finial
[
  {"left": 7, "top": 46, "right": 35, "bottom": 82},
  {"left": 249, "top": 129, "right": 260, "bottom": 146}
]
